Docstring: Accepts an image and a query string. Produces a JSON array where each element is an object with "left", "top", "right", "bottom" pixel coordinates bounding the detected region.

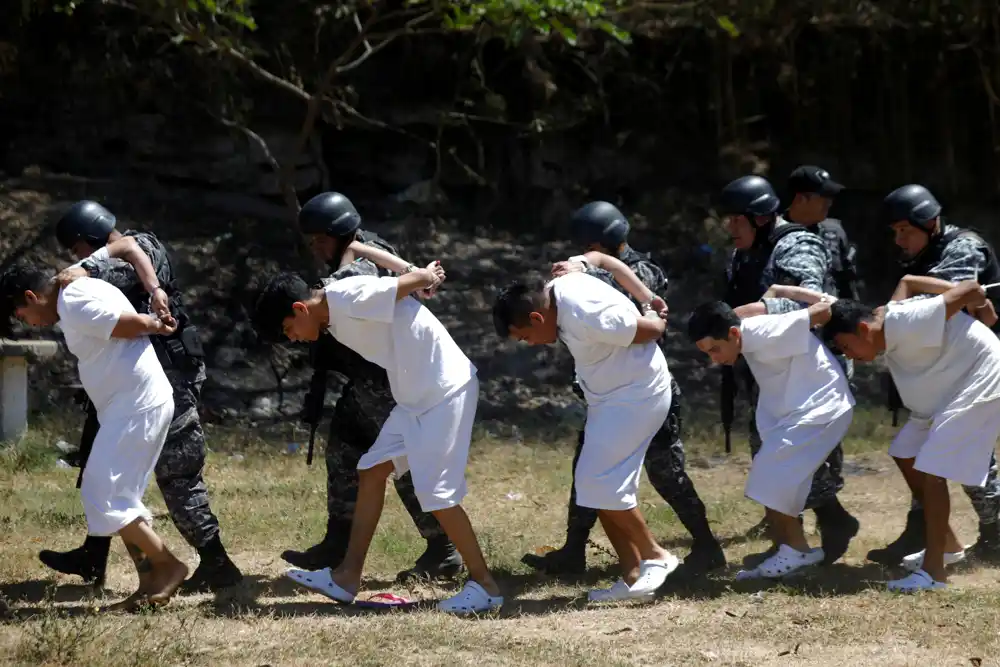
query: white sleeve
[
  {"left": 740, "top": 309, "right": 811, "bottom": 360},
  {"left": 68, "top": 246, "right": 110, "bottom": 270},
  {"left": 59, "top": 281, "right": 121, "bottom": 341},
  {"left": 884, "top": 297, "right": 946, "bottom": 351},
  {"left": 324, "top": 276, "right": 398, "bottom": 323},
  {"left": 578, "top": 302, "right": 639, "bottom": 347}
]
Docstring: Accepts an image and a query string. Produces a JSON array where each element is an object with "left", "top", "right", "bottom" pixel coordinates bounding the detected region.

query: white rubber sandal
[
  {"left": 437, "top": 581, "right": 503, "bottom": 615},
  {"left": 587, "top": 578, "right": 655, "bottom": 603},
  {"left": 901, "top": 548, "right": 966, "bottom": 572},
  {"left": 887, "top": 569, "right": 947, "bottom": 593},
  {"left": 736, "top": 544, "right": 823, "bottom": 580},
  {"left": 629, "top": 553, "right": 680, "bottom": 596},
  {"left": 285, "top": 567, "right": 356, "bottom": 603}
]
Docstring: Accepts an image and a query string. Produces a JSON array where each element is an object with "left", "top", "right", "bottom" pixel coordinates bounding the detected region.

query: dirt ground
[{"left": 1, "top": 414, "right": 999, "bottom": 667}]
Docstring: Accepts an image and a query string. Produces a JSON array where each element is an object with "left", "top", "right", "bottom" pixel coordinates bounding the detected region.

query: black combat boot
[
  {"left": 520, "top": 531, "right": 588, "bottom": 575},
  {"left": 396, "top": 535, "right": 464, "bottom": 582},
  {"left": 280, "top": 539, "right": 348, "bottom": 571},
  {"left": 674, "top": 513, "right": 727, "bottom": 576},
  {"left": 866, "top": 508, "right": 925, "bottom": 566},
  {"left": 181, "top": 536, "right": 244, "bottom": 593},
  {"left": 814, "top": 498, "right": 860, "bottom": 565},
  {"left": 39, "top": 535, "right": 112, "bottom": 587},
  {"left": 970, "top": 522, "right": 1000, "bottom": 562},
  {"left": 281, "top": 520, "right": 350, "bottom": 571}
]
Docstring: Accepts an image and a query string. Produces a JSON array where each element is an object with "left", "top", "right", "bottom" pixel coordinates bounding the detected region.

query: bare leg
[
  {"left": 767, "top": 509, "right": 810, "bottom": 552},
  {"left": 897, "top": 457, "right": 963, "bottom": 561},
  {"left": 118, "top": 518, "right": 188, "bottom": 605},
  {"left": 598, "top": 513, "right": 641, "bottom": 584},
  {"left": 921, "top": 472, "right": 963, "bottom": 582},
  {"left": 895, "top": 457, "right": 925, "bottom": 498},
  {"left": 599, "top": 508, "right": 671, "bottom": 563},
  {"left": 432, "top": 506, "right": 500, "bottom": 596},
  {"left": 330, "top": 462, "right": 393, "bottom": 595}
]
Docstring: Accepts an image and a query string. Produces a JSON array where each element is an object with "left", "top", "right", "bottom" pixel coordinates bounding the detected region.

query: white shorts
[
  {"left": 80, "top": 400, "right": 174, "bottom": 536},
  {"left": 888, "top": 400, "right": 1000, "bottom": 487},
  {"left": 358, "top": 377, "right": 478, "bottom": 512},
  {"left": 745, "top": 409, "right": 853, "bottom": 516},
  {"left": 574, "top": 386, "right": 672, "bottom": 511}
]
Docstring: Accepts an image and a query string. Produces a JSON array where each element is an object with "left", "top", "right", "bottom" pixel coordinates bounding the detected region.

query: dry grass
[{"left": 2, "top": 411, "right": 999, "bottom": 667}]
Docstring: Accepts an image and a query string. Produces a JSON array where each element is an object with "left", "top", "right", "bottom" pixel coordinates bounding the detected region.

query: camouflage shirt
[
  {"left": 583, "top": 244, "right": 667, "bottom": 304},
  {"left": 759, "top": 217, "right": 833, "bottom": 315},
  {"left": 79, "top": 231, "right": 175, "bottom": 314},
  {"left": 907, "top": 224, "right": 992, "bottom": 284}
]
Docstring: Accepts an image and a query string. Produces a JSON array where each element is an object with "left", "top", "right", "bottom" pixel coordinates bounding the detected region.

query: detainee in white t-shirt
[
  {"left": 493, "top": 258, "right": 681, "bottom": 603},
  {"left": 826, "top": 276, "right": 1000, "bottom": 592},
  {"left": 0, "top": 266, "right": 188, "bottom": 609},
  {"left": 687, "top": 291, "right": 855, "bottom": 581},
  {"left": 253, "top": 264, "right": 502, "bottom": 615}
]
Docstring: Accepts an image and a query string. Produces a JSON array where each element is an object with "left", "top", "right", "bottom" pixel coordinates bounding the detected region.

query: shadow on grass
[{"left": 0, "top": 579, "right": 97, "bottom": 605}]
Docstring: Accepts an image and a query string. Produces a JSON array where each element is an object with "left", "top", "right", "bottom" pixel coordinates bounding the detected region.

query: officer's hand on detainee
[
  {"left": 54, "top": 266, "right": 87, "bottom": 288},
  {"left": 976, "top": 301, "right": 999, "bottom": 328},
  {"left": 418, "top": 261, "right": 445, "bottom": 299},
  {"left": 150, "top": 287, "right": 171, "bottom": 321},
  {"left": 809, "top": 300, "right": 832, "bottom": 328},
  {"left": 650, "top": 295, "right": 669, "bottom": 320},
  {"left": 551, "top": 260, "right": 585, "bottom": 277}
]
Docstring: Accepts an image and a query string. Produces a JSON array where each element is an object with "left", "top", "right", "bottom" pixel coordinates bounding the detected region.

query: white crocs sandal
[
  {"left": 437, "top": 581, "right": 503, "bottom": 615},
  {"left": 887, "top": 569, "right": 947, "bottom": 593},
  {"left": 285, "top": 567, "right": 356, "bottom": 603},
  {"left": 587, "top": 579, "right": 655, "bottom": 603},
  {"left": 629, "top": 553, "right": 680, "bottom": 596},
  {"left": 753, "top": 544, "right": 824, "bottom": 579},
  {"left": 901, "top": 548, "right": 966, "bottom": 572}
]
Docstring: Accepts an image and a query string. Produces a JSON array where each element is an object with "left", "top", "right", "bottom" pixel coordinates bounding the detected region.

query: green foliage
[{"left": 419, "top": 0, "right": 631, "bottom": 44}]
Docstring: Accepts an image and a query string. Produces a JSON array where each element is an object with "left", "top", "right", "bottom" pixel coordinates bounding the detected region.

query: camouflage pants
[
  {"left": 735, "top": 359, "right": 845, "bottom": 509},
  {"left": 324, "top": 384, "right": 445, "bottom": 543},
  {"left": 80, "top": 362, "right": 221, "bottom": 548},
  {"left": 565, "top": 378, "right": 716, "bottom": 545}
]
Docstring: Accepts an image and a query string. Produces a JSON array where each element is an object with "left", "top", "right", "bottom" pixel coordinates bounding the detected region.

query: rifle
[
  {"left": 303, "top": 368, "right": 327, "bottom": 466},
  {"left": 75, "top": 400, "right": 99, "bottom": 489},
  {"left": 887, "top": 374, "right": 902, "bottom": 428},
  {"left": 720, "top": 366, "right": 736, "bottom": 454}
]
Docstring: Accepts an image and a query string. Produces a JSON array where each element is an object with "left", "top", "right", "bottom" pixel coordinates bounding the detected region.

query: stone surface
[{"left": 0, "top": 338, "right": 60, "bottom": 442}]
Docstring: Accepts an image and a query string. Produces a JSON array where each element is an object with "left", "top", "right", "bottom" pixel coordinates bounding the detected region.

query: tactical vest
[
  {"left": 816, "top": 218, "right": 861, "bottom": 301},
  {"left": 899, "top": 225, "right": 1000, "bottom": 329},
  {"left": 724, "top": 222, "right": 807, "bottom": 307},
  {"left": 118, "top": 230, "right": 204, "bottom": 369}
]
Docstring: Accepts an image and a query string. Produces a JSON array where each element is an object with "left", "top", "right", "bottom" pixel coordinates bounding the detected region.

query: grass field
[{"left": 1, "top": 410, "right": 999, "bottom": 667}]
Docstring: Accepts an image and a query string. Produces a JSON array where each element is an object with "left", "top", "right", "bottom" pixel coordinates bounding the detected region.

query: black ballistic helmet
[
  {"left": 55, "top": 200, "right": 117, "bottom": 249},
  {"left": 718, "top": 176, "right": 780, "bottom": 218},
  {"left": 299, "top": 192, "right": 362, "bottom": 237},
  {"left": 882, "top": 184, "right": 942, "bottom": 231},
  {"left": 569, "top": 201, "right": 630, "bottom": 249}
]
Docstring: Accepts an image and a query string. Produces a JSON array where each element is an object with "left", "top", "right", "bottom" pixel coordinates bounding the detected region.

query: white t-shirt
[
  {"left": 57, "top": 278, "right": 172, "bottom": 419},
  {"left": 551, "top": 272, "right": 670, "bottom": 405},
  {"left": 740, "top": 309, "right": 854, "bottom": 431},
  {"left": 884, "top": 296, "right": 1000, "bottom": 417},
  {"left": 324, "top": 275, "right": 476, "bottom": 413}
]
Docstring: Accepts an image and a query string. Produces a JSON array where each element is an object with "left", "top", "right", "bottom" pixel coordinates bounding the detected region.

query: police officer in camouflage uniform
[
  {"left": 719, "top": 175, "right": 860, "bottom": 565},
  {"left": 277, "top": 192, "right": 461, "bottom": 581},
  {"left": 39, "top": 200, "right": 242, "bottom": 592},
  {"left": 521, "top": 201, "right": 726, "bottom": 576},
  {"left": 866, "top": 184, "right": 1000, "bottom": 565}
]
